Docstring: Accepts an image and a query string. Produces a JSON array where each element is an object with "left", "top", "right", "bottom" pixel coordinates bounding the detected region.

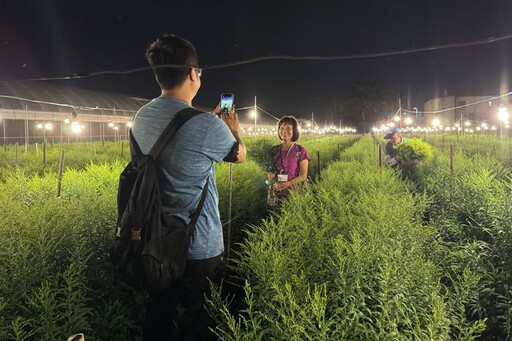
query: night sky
[{"left": 1, "top": 0, "right": 511, "bottom": 124}]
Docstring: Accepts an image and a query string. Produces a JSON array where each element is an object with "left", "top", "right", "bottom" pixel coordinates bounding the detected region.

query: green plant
[{"left": 397, "top": 138, "right": 434, "bottom": 163}]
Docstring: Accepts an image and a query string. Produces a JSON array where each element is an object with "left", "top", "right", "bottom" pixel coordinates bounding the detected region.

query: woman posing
[{"left": 267, "top": 116, "right": 310, "bottom": 204}]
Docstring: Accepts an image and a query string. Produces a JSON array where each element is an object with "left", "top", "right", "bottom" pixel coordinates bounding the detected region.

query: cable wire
[
  {"left": 401, "top": 91, "right": 512, "bottom": 115},
  {"left": 3, "top": 33, "right": 511, "bottom": 82}
]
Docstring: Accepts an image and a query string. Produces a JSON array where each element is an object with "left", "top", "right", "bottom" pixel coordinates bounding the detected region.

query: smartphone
[{"left": 220, "top": 93, "right": 234, "bottom": 114}]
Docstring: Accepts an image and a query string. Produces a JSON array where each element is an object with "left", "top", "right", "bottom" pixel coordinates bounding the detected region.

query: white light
[
  {"left": 71, "top": 121, "right": 81, "bottom": 134},
  {"left": 250, "top": 111, "right": 256, "bottom": 118},
  {"left": 64, "top": 119, "right": 70, "bottom": 124},
  {"left": 36, "top": 123, "right": 43, "bottom": 129},
  {"left": 405, "top": 117, "right": 413, "bottom": 125},
  {"left": 108, "top": 122, "right": 115, "bottom": 128},
  {"left": 464, "top": 121, "right": 471, "bottom": 127},
  {"left": 127, "top": 121, "right": 133, "bottom": 128},
  {"left": 432, "top": 118, "right": 440, "bottom": 127},
  {"left": 498, "top": 106, "right": 509, "bottom": 122},
  {"left": 44, "top": 123, "right": 53, "bottom": 130},
  {"left": 394, "top": 116, "right": 400, "bottom": 122}
]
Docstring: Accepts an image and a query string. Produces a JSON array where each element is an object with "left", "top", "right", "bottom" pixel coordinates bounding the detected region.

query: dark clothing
[
  {"left": 385, "top": 137, "right": 405, "bottom": 167},
  {"left": 143, "top": 254, "right": 226, "bottom": 341},
  {"left": 385, "top": 141, "right": 398, "bottom": 159},
  {"left": 134, "top": 97, "right": 234, "bottom": 339}
]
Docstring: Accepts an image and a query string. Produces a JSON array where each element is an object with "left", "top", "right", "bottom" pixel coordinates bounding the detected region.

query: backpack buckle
[{"left": 131, "top": 228, "right": 141, "bottom": 241}]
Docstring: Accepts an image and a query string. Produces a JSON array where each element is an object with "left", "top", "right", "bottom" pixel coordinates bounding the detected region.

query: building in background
[{"left": 422, "top": 94, "right": 510, "bottom": 127}]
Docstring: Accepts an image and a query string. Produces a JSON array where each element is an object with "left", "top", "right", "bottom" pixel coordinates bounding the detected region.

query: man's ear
[{"left": 189, "top": 68, "right": 198, "bottom": 82}]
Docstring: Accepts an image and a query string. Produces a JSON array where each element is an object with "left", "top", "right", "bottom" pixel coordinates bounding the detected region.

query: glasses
[{"left": 195, "top": 67, "right": 202, "bottom": 78}]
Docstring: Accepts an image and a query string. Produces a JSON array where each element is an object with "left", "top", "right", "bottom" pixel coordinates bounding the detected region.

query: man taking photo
[{"left": 131, "top": 33, "right": 246, "bottom": 341}]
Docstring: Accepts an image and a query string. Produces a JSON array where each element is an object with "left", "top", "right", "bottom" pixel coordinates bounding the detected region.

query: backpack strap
[
  {"left": 129, "top": 107, "right": 208, "bottom": 233},
  {"left": 129, "top": 107, "right": 203, "bottom": 158},
  {"left": 149, "top": 107, "right": 203, "bottom": 158},
  {"left": 187, "top": 177, "right": 210, "bottom": 235}
]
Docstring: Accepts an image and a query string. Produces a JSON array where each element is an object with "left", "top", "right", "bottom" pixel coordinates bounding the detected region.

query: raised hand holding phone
[{"left": 220, "top": 93, "right": 234, "bottom": 114}]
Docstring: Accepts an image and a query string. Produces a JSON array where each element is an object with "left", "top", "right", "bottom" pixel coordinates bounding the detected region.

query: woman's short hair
[{"left": 277, "top": 116, "right": 300, "bottom": 142}]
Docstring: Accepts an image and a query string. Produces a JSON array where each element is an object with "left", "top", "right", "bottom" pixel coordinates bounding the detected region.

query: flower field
[{"left": 0, "top": 134, "right": 511, "bottom": 340}]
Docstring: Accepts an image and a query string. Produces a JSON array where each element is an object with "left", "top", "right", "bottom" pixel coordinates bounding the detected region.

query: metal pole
[
  {"left": 25, "top": 106, "right": 29, "bottom": 153},
  {"left": 57, "top": 149, "right": 65, "bottom": 197},
  {"left": 227, "top": 163, "right": 233, "bottom": 263},
  {"left": 2, "top": 118, "right": 6, "bottom": 147},
  {"left": 317, "top": 150, "right": 321, "bottom": 179},
  {"left": 398, "top": 98, "right": 402, "bottom": 128},
  {"left": 254, "top": 96, "right": 257, "bottom": 131},
  {"left": 43, "top": 140, "right": 46, "bottom": 167},
  {"left": 450, "top": 144, "right": 454, "bottom": 176},
  {"left": 378, "top": 144, "right": 382, "bottom": 171}
]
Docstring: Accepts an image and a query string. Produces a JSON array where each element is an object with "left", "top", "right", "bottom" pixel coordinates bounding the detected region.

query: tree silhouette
[{"left": 341, "top": 82, "right": 398, "bottom": 133}]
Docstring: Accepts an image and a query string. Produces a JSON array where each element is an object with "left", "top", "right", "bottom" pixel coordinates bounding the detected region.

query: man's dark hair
[
  {"left": 145, "top": 34, "right": 198, "bottom": 90},
  {"left": 277, "top": 116, "right": 300, "bottom": 142}
]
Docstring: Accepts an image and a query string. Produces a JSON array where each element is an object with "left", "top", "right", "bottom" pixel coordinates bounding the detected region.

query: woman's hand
[{"left": 272, "top": 181, "right": 288, "bottom": 191}]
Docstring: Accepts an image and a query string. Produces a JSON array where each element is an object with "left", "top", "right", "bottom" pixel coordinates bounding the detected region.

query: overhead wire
[
  {"left": 2, "top": 33, "right": 511, "bottom": 83},
  {"left": 2, "top": 33, "right": 511, "bottom": 123},
  {"left": 401, "top": 91, "right": 512, "bottom": 115}
]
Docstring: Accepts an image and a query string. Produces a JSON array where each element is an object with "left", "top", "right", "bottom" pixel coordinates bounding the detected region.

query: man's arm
[{"left": 219, "top": 110, "right": 246, "bottom": 163}]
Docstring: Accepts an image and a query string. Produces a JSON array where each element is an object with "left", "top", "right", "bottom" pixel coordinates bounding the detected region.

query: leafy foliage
[
  {"left": 3, "top": 135, "right": 512, "bottom": 340},
  {"left": 413, "top": 141, "right": 512, "bottom": 340},
  {"left": 207, "top": 137, "right": 485, "bottom": 340},
  {"left": 397, "top": 137, "right": 434, "bottom": 163}
]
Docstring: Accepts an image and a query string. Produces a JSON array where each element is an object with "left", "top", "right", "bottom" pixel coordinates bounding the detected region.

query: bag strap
[
  {"left": 129, "top": 107, "right": 209, "bottom": 232},
  {"left": 129, "top": 107, "right": 203, "bottom": 158},
  {"left": 187, "top": 177, "right": 210, "bottom": 234}
]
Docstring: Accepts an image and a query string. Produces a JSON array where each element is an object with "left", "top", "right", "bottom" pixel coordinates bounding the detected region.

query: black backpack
[{"left": 112, "top": 107, "right": 208, "bottom": 292}]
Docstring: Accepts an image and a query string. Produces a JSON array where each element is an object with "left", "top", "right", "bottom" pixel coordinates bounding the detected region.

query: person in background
[
  {"left": 132, "top": 33, "right": 246, "bottom": 341},
  {"left": 267, "top": 116, "right": 310, "bottom": 205},
  {"left": 384, "top": 127, "right": 405, "bottom": 167}
]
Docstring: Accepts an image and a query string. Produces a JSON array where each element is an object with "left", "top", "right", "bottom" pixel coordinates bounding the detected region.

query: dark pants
[{"left": 142, "top": 254, "right": 226, "bottom": 341}]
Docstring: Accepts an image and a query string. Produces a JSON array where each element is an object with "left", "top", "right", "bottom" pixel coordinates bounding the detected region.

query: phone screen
[{"left": 220, "top": 93, "right": 234, "bottom": 113}]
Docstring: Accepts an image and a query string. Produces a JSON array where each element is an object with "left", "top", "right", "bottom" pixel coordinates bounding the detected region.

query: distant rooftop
[{"left": 0, "top": 81, "right": 150, "bottom": 117}]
